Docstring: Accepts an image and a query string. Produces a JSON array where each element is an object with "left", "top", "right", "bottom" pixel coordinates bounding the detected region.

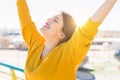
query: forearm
[
  {"left": 16, "top": 0, "right": 33, "bottom": 27},
  {"left": 91, "top": 0, "right": 117, "bottom": 22}
]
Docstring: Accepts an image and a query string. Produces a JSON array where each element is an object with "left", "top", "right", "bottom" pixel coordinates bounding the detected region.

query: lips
[{"left": 43, "top": 23, "right": 49, "bottom": 29}]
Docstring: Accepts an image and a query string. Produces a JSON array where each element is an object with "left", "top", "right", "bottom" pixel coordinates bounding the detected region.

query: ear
[{"left": 58, "top": 32, "right": 65, "bottom": 39}]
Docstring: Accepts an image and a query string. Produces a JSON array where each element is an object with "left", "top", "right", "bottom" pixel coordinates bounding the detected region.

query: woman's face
[{"left": 40, "top": 14, "right": 64, "bottom": 41}]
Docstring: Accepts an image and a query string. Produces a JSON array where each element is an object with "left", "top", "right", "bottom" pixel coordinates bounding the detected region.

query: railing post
[
  {"left": 0, "top": 62, "right": 24, "bottom": 80},
  {"left": 10, "top": 69, "right": 17, "bottom": 80}
]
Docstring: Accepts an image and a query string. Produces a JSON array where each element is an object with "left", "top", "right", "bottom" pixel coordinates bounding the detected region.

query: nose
[{"left": 47, "top": 18, "right": 52, "bottom": 22}]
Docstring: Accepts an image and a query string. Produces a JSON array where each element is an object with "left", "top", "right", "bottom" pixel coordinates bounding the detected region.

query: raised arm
[
  {"left": 65, "top": 0, "right": 117, "bottom": 65},
  {"left": 16, "top": 0, "right": 45, "bottom": 47},
  {"left": 91, "top": 0, "right": 117, "bottom": 22},
  {"left": 16, "top": 0, "right": 33, "bottom": 27}
]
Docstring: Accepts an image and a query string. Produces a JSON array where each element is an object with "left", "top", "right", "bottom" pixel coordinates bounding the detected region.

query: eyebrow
[{"left": 54, "top": 16, "right": 60, "bottom": 21}]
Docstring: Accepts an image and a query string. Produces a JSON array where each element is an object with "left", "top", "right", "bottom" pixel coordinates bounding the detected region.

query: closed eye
[
  {"left": 54, "top": 19, "right": 58, "bottom": 23},
  {"left": 52, "top": 16, "right": 60, "bottom": 23}
]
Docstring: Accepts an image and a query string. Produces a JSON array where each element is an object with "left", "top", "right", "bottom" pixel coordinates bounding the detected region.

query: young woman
[{"left": 16, "top": 0, "right": 117, "bottom": 80}]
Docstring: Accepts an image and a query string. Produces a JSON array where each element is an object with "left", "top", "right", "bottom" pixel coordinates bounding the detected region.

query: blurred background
[{"left": 0, "top": 0, "right": 120, "bottom": 80}]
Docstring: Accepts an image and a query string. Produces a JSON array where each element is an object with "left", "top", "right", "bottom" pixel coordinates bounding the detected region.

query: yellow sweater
[{"left": 17, "top": 0, "right": 101, "bottom": 80}]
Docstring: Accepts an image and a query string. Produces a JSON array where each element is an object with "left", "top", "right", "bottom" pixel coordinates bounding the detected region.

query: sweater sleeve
[
  {"left": 65, "top": 18, "right": 101, "bottom": 65},
  {"left": 16, "top": 0, "right": 45, "bottom": 47}
]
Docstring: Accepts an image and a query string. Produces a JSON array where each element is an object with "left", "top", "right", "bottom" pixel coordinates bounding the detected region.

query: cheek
[
  {"left": 51, "top": 24, "right": 60, "bottom": 32},
  {"left": 51, "top": 28, "right": 59, "bottom": 35},
  {"left": 48, "top": 27, "right": 59, "bottom": 35},
  {"left": 49, "top": 27, "right": 61, "bottom": 37}
]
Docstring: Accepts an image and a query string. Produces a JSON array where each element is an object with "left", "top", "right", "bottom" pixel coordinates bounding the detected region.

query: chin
[
  {"left": 40, "top": 29, "right": 47, "bottom": 36},
  {"left": 40, "top": 27, "right": 45, "bottom": 32}
]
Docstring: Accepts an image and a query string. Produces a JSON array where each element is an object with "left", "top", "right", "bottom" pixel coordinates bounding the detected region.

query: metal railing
[{"left": 0, "top": 62, "right": 24, "bottom": 80}]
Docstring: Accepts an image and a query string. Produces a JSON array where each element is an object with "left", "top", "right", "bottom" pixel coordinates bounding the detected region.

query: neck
[
  {"left": 41, "top": 39, "right": 59, "bottom": 59},
  {"left": 44, "top": 40, "right": 59, "bottom": 51}
]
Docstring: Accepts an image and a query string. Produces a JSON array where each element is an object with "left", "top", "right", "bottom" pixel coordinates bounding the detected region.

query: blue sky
[{"left": 0, "top": 0, "right": 120, "bottom": 31}]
